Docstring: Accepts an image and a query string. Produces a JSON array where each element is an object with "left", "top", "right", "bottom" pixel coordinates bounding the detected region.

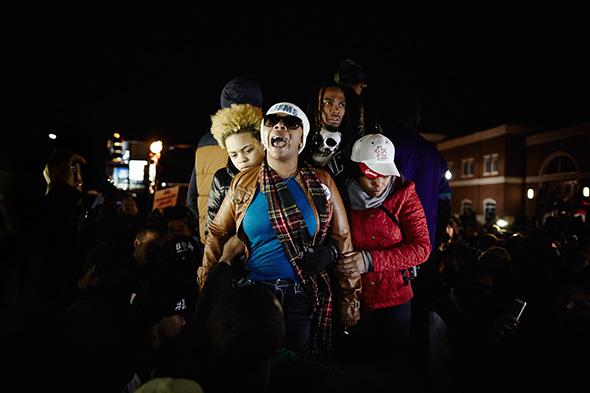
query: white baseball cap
[
  {"left": 350, "top": 134, "right": 400, "bottom": 177},
  {"left": 260, "top": 102, "right": 310, "bottom": 154}
]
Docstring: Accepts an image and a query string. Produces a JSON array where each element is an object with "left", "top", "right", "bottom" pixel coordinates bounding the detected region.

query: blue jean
[{"left": 247, "top": 279, "right": 313, "bottom": 356}]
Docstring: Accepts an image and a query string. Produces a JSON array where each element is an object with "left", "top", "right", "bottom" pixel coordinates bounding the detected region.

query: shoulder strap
[
  {"left": 377, "top": 177, "right": 421, "bottom": 283},
  {"left": 377, "top": 204, "right": 403, "bottom": 238},
  {"left": 377, "top": 177, "right": 406, "bottom": 239}
]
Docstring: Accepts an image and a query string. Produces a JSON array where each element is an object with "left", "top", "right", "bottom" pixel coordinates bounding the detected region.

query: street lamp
[
  {"left": 527, "top": 188, "right": 534, "bottom": 200},
  {"left": 445, "top": 169, "right": 452, "bottom": 180},
  {"left": 150, "top": 140, "right": 163, "bottom": 155},
  {"left": 148, "top": 140, "right": 163, "bottom": 193}
]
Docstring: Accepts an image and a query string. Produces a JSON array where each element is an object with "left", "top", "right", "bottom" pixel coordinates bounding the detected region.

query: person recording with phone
[{"left": 431, "top": 244, "right": 526, "bottom": 391}]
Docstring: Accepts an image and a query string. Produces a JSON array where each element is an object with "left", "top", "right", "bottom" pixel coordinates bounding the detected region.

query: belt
[{"left": 257, "top": 278, "right": 297, "bottom": 288}]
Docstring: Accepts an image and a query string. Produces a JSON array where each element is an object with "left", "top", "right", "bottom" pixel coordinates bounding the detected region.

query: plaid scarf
[{"left": 261, "top": 161, "right": 333, "bottom": 358}]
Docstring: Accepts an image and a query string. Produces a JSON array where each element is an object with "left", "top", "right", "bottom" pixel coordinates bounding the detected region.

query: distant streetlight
[
  {"left": 584, "top": 187, "right": 590, "bottom": 198},
  {"left": 150, "top": 140, "right": 163, "bottom": 154},
  {"left": 527, "top": 188, "right": 534, "bottom": 200},
  {"left": 48, "top": 133, "right": 57, "bottom": 140},
  {"left": 444, "top": 169, "right": 452, "bottom": 180},
  {"left": 148, "top": 140, "right": 163, "bottom": 194}
]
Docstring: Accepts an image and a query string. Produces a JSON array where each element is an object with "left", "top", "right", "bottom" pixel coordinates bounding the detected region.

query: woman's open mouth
[{"left": 271, "top": 135, "right": 289, "bottom": 148}]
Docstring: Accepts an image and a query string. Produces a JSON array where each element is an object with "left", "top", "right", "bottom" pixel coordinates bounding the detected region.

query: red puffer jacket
[{"left": 350, "top": 180, "right": 430, "bottom": 311}]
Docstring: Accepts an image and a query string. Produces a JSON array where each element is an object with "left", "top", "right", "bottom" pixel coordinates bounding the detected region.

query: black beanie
[
  {"left": 334, "top": 59, "right": 366, "bottom": 86},
  {"left": 219, "top": 76, "right": 263, "bottom": 109}
]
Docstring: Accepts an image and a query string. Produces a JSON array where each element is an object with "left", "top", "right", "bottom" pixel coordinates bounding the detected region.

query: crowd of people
[{"left": 2, "top": 60, "right": 589, "bottom": 393}]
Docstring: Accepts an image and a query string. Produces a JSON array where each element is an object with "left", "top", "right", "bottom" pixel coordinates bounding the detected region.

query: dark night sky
[{"left": 6, "top": 7, "right": 590, "bottom": 177}]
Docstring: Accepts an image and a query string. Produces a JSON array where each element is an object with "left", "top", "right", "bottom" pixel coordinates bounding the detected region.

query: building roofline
[
  {"left": 526, "top": 123, "right": 590, "bottom": 146},
  {"left": 437, "top": 124, "right": 533, "bottom": 151},
  {"left": 419, "top": 132, "right": 448, "bottom": 143}
]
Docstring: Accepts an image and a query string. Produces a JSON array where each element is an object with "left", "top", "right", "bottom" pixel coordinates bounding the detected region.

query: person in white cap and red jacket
[
  {"left": 199, "top": 102, "right": 360, "bottom": 359},
  {"left": 337, "top": 133, "right": 431, "bottom": 360}
]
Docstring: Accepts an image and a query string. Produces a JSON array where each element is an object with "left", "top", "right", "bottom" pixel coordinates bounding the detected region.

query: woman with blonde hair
[
  {"left": 205, "top": 103, "right": 265, "bottom": 276},
  {"left": 207, "top": 103, "right": 265, "bottom": 235}
]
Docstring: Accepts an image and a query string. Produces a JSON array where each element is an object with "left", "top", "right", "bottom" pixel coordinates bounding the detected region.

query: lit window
[
  {"left": 483, "top": 155, "right": 491, "bottom": 175},
  {"left": 461, "top": 158, "right": 475, "bottom": 178},
  {"left": 483, "top": 199, "right": 497, "bottom": 222},
  {"left": 491, "top": 154, "right": 499, "bottom": 174},
  {"left": 462, "top": 199, "right": 473, "bottom": 215},
  {"left": 483, "top": 153, "right": 499, "bottom": 176},
  {"left": 129, "top": 160, "right": 148, "bottom": 182},
  {"left": 544, "top": 154, "right": 576, "bottom": 174}
]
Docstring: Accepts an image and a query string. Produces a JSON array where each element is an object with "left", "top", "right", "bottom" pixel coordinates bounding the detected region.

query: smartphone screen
[{"left": 511, "top": 298, "right": 527, "bottom": 321}]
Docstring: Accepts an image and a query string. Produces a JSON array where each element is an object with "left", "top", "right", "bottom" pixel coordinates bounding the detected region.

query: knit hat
[
  {"left": 220, "top": 76, "right": 263, "bottom": 109},
  {"left": 334, "top": 59, "right": 366, "bottom": 86}
]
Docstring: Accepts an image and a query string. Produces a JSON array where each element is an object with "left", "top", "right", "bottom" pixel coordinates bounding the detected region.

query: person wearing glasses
[{"left": 199, "top": 102, "right": 360, "bottom": 358}]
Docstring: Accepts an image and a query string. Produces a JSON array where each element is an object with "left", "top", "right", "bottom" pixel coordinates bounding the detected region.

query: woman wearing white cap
[
  {"left": 199, "top": 102, "right": 360, "bottom": 358},
  {"left": 337, "top": 133, "right": 431, "bottom": 360}
]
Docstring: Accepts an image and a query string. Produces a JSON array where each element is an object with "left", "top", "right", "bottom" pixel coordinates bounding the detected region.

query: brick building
[{"left": 435, "top": 123, "right": 590, "bottom": 224}]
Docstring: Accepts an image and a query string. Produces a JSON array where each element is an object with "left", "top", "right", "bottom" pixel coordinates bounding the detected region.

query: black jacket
[{"left": 206, "top": 160, "right": 239, "bottom": 237}]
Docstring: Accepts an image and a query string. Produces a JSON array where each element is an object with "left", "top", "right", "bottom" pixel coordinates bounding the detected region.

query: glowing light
[
  {"left": 445, "top": 170, "right": 452, "bottom": 180},
  {"left": 584, "top": 187, "right": 589, "bottom": 197},
  {"left": 113, "top": 132, "right": 121, "bottom": 139},
  {"left": 150, "top": 140, "right": 163, "bottom": 154},
  {"left": 161, "top": 182, "right": 167, "bottom": 187},
  {"left": 527, "top": 188, "right": 534, "bottom": 200},
  {"left": 48, "top": 133, "right": 57, "bottom": 140},
  {"left": 496, "top": 218, "right": 508, "bottom": 228},
  {"left": 129, "top": 160, "right": 147, "bottom": 182},
  {"left": 148, "top": 163, "right": 156, "bottom": 182}
]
